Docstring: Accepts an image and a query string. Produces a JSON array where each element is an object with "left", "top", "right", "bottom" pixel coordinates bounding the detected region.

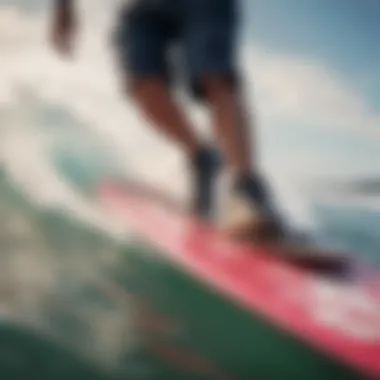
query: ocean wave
[{"left": 0, "top": 86, "right": 143, "bottom": 376}]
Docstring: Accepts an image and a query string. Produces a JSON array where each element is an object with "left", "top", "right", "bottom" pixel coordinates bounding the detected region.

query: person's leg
[
  {"left": 113, "top": 5, "right": 220, "bottom": 218},
  {"left": 132, "top": 77, "right": 198, "bottom": 155},
  {"left": 181, "top": 0, "right": 251, "bottom": 172},
  {"left": 183, "top": 0, "right": 283, "bottom": 228},
  {"left": 114, "top": 6, "right": 199, "bottom": 154},
  {"left": 203, "top": 77, "right": 253, "bottom": 174}
]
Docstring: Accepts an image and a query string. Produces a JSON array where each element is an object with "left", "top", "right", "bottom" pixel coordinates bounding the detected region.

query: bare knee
[
  {"left": 128, "top": 76, "right": 168, "bottom": 103},
  {"left": 202, "top": 75, "right": 239, "bottom": 100}
]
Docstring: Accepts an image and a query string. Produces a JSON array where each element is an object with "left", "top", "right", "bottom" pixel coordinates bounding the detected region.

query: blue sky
[
  {"left": 240, "top": 0, "right": 380, "bottom": 181},
  {"left": 247, "top": 0, "right": 380, "bottom": 78},
  {"left": 255, "top": 0, "right": 380, "bottom": 111}
]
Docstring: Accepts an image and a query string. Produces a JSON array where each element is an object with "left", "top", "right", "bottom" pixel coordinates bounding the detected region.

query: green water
[
  {"left": 0, "top": 153, "right": 377, "bottom": 380},
  {"left": 0, "top": 168, "right": 147, "bottom": 379}
]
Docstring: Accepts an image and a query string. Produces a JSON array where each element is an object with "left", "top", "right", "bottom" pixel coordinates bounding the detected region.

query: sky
[
  {"left": 0, "top": 0, "right": 380, "bottom": 226},
  {"left": 243, "top": 0, "right": 380, "bottom": 177}
]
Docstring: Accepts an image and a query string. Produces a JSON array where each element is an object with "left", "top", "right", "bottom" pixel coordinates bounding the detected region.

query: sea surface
[{"left": 0, "top": 90, "right": 379, "bottom": 379}]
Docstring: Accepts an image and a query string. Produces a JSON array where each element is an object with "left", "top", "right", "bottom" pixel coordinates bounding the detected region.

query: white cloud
[
  {"left": 243, "top": 49, "right": 380, "bottom": 135},
  {"left": 1, "top": 1, "right": 380, "bottom": 226}
]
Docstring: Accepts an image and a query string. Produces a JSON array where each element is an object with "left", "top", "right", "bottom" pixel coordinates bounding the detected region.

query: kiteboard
[
  {"left": 99, "top": 178, "right": 380, "bottom": 379},
  {"left": 103, "top": 178, "right": 348, "bottom": 276}
]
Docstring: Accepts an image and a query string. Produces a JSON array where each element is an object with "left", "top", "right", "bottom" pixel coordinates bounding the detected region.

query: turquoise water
[
  {"left": 0, "top": 167, "right": 143, "bottom": 379},
  {"left": 0, "top": 164, "right": 197, "bottom": 380},
  {"left": 313, "top": 202, "right": 380, "bottom": 268}
]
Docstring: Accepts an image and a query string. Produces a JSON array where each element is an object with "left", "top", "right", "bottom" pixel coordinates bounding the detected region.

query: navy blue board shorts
[{"left": 113, "top": 0, "right": 239, "bottom": 100}]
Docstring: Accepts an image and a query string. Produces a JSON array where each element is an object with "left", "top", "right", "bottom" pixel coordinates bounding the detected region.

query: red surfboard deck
[{"left": 99, "top": 180, "right": 380, "bottom": 379}]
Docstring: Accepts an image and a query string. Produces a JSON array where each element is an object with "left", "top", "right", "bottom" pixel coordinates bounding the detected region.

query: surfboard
[{"left": 99, "top": 179, "right": 380, "bottom": 379}]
